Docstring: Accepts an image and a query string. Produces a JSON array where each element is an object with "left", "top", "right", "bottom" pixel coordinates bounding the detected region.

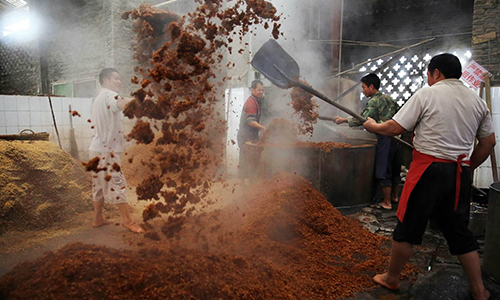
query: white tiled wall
[
  {"left": 0, "top": 95, "right": 94, "bottom": 161},
  {"left": 474, "top": 86, "right": 500, "bottom": 188}
]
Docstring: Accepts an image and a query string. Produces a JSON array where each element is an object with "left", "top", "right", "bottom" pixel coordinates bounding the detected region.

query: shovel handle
[
  {"left": 295, "top": 82, "right": 366, "bottom": 123},
  {"left": 295, "top": 82, "right": 414, "bottom": 150}
]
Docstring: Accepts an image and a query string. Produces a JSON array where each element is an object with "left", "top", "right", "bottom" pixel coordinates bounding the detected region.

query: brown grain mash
[{"left": 0, "top": 172, "right": 418, "bottom": 299}]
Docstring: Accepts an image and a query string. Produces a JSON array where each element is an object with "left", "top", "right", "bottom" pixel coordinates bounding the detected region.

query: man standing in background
[
  {"left": 334, "top": 73, "right": 401, "bottom": 210},
  {"left": 364, "top": 54, "right": 494, "bottom": 300},
  {"left": 237, "top": 80, "right": 266, "bottom": 184},
  {"left": 89, "top": 67, "right": 144, "bottom": 234}
]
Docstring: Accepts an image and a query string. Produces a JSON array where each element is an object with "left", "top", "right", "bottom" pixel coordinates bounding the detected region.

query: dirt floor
[
  {"left": 1, "top": 176, "right": 499, "bottom": 299},
  {"left": 0, "top": 178, "right": 240, "bottom": 278},
  {"left": 0, "top": 171, "right": 500, "bottom": 300}
]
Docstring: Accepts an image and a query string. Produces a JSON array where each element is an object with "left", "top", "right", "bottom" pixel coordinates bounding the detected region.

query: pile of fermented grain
[
  {"left": 0, "top": 141, "right": 91, "bottom": 234},
  {"left": 259, "top": 119, "right": 363, "bottom": 150},
  {"left": 116, "top": 1, "right": 282, "bottom": 217},
  {"left": 0, "top": 172, "right": 417, "bottom": 299},
  {"left": 290, "top": 82, "right": 319, "bottom": 135}
]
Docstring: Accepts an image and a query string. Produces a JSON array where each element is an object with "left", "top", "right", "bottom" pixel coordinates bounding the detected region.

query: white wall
[
  {"left": 0, "top": 95, "right": 93, "bottom": 160},
  {"left": 474, "top": 86, "right": 500, "bottom": 188}
]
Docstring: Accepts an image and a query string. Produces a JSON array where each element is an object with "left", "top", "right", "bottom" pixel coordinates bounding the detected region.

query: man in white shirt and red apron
[
  {"left": 89, "top": 68, "right": 144, "bottom": 234},
  {"left": 364, "top": 53, "right": 494, "bottom": 300}
]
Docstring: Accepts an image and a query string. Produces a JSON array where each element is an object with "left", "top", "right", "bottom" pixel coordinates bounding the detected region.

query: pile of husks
[
  {"left": 0, "top": 172, "right": 417, "bottom": 299},
  {"left": 0, "top": 141, "right": 91, "bottom": 234}
]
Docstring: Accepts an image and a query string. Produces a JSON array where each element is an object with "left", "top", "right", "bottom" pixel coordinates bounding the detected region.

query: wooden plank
[{"left": 473, "top": 32, "right": 497, "bottom": 45}]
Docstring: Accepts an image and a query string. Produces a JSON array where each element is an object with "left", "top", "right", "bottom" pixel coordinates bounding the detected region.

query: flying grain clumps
[{"left": 119, "top": 1, "right": 282, "bottom": 219}]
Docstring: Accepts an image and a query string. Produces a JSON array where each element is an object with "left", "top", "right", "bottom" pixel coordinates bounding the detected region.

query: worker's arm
[
  {"left": 470, "top": 133, "right": 496, "bottom": 171},
  {"left": 363, "top": 118, "right": 406, "bottom": 136},
  {"left": 333, "top": 117, "right": 348, "bottom": 124},
  {"left": 248, "top": 121, "right": 266, "bottom": 131},
  {"left": 117, "top": 96, "right": 134, "bottom": 111}
]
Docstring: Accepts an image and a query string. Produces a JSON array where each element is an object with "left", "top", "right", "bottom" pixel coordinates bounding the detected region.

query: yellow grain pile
[{"left": 0, "top": 140, "right": 92, "bottom": 234}]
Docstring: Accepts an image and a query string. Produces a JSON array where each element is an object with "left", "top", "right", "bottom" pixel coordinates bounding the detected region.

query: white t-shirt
[
  {"left": 88, "top": 88, "right": 125, "bottom": 153},
  {"left": 393, "top": 79, "right": 494, "bottom": 161}
]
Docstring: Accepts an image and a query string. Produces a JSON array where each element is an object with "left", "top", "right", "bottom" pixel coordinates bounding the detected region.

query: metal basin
[{"left": 250, "top": 138, "right": 377, "bottom": 212}]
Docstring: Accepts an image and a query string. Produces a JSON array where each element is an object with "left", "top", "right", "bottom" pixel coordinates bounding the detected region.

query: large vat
[
  {"left": 250, "top": 138, "right": 377, "bottom": 213},
  {"left": 483, "top": 182, "right": 500, "bottom": 282}
]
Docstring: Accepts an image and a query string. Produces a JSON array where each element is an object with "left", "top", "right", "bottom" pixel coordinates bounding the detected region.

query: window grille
[{"left": 358, "top": 50, "right": 471, "bottom": 107}]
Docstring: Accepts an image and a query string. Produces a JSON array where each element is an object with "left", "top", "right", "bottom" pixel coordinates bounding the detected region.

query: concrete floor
[{"left": 349, "top": 204, "right": 500, "bottom": 300}]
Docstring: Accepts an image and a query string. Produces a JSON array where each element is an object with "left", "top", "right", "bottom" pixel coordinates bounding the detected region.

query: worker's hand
[
  {"left": 333, "top": 116, "right": 347, "bottom": 124},
  {"left": 259, "top": 126, "right": 266, "bottom": 131},
  {"left": 363, "top": 117, "right": 377, "bottom": 133}
]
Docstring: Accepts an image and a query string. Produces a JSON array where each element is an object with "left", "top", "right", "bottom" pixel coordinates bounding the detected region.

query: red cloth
[
  {"left": 243, "top": 96, "right": 260, "bottom": 119},
  {"left": 397, "top": 149, "right": 470, "bottom": 222}
]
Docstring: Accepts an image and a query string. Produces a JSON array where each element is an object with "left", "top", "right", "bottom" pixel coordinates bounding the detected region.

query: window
[{"left": 1, "top": 1, "right": 30, "bottom": 37}]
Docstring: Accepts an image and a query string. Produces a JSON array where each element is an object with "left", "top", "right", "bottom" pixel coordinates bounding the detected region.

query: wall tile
[
  {"left": 81, "top": 98, "right": 93, "bottom": 114},
  {"left": 4, "top": 95, "right": 17, "bottom": 111},
  {"left": 54, "top": 111, "right": 64, "bottom": 127},
  {"left": 72, "top": 113, "right": 86, "bottom": 126},
  {"left": 0, "top": 112, "right": 5, "bottom": 127},
  {"left": 492, "top": 114, "right": 500, "bottom": 140},
  {"left": 18, "top": 112, "right": 31, "bottom": 127},
  {"left": 61, "top": 98, "right": 72, "bottom": 113},
  {"left": 5, "top": 111, "right": 18, "bottom": 127},
  {"left": 0, "top": 127, "right": 6, "bottom": 135},
  {"left": 71, "top": 98, "right": 82, "bottom": 110},
  {"left": 41, "top": 111, "right": 55, "bottom": 126},
  {"left": 30, "top": 125, "right": 42, "bottom": 133},
  {"left": 41, "top": 125, "right": 53, "bottom": 134},
  {"left": 40, "top": 97, "right": 51, "bottom": 112},
  {"left": 29, "top": 97, "right": 41, "bottom": 112},
  {"left": 17, "top": 96, "right": 30, "bottom": 111},
  {"left": 48, "top": 97, "right": 62, "bottom": 113},
  {"left": 61, "top": 110, "right": 71, "bottom": 126},
  {"left": 6, "top": 126, "right": 19, "bottom": 134},
  {"left": 474, "top": 166, "right": 493, "bottom": 188},
  {"left": 0, "top": 95, "right": 4, "bottom": 111},
  {"left": 30, "top": 112, "right": 42, "bottom": 126}
]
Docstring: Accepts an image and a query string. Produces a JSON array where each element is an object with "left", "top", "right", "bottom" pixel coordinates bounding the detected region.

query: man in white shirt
[
  {"left": 89, "top": 68, "right": 144, "bottom": 234},
  {"left": 363, "top": 54, "right": 494, "bottom": 300}
]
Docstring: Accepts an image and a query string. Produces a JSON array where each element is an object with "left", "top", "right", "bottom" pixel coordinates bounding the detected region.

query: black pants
[{"left": 393, "top": 163, "right": 478, "bottom": 255}]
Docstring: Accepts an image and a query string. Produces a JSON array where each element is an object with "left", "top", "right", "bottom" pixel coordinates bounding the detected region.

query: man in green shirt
[{"left": 334, "top": 73, "right": 401, "bottom": 210}]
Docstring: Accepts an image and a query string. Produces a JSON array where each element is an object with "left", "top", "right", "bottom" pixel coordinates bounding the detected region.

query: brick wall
[
  {"left": 44, "top": 0, "right": 143, "bottom": 97},
  {"left": 0, "top": 34, "right": 41, "bottom": 95},
  {"left": 472, "top": 0, "right": 500, "bottom": 86},
  {"left": 0, "top": 0, "right": 145, "bottom": 96}
]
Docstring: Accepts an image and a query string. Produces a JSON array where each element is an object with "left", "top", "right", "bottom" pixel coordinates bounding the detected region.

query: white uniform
[
  {"left": 89, "top": 88, "right": 128, "bottom": 204},
  {"left": 393, "top": 79, "right": 494, "bottom": 161}
]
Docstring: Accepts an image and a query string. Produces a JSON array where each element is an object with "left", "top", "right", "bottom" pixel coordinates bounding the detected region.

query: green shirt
[{"left": 348, "top": 91, "right": 398, "bottom": 127}]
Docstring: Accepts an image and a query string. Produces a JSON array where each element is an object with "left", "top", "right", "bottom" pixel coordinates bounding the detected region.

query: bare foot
[
  {"left": 391, "top": 198, "right": 399, "bottom": 203},
  {"left": 373, "top": 273, "right": 399, "bottom": 290},
  {"left": 122, "top": 221, "right": 145, "bottom": 234},
  {"left": 471, "top": 289, "right": 490, "bottom": 300},
  {"left": 92, "top": 219, "right": 113, "bottom": 228},
  {"left": 381, "top": 203, "right": 392, "bottom": 210},
  {"left": 380, "top": 201, "right": 392, "bottom": 210}
]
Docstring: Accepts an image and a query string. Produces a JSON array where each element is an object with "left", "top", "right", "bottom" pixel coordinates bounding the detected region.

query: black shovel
[{"left": 251, "top": 39, "right": 413, "bottom": 149}]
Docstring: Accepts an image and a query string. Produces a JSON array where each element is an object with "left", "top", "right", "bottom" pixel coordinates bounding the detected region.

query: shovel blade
[{"left": 251, "top": 39, "right": 300, "bottom": 89}]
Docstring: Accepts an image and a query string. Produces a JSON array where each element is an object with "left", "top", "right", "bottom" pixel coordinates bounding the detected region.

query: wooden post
[
  {"left": 472, "top": 82, "right": 486, "bottom": 185},
  {"left": 484, "top": 74, "right": 498, "bottom": 182}
]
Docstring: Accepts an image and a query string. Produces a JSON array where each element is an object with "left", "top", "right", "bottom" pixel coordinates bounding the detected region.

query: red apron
[{"left": 397, "top": 149, "right": 470, "bottom": 222}]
